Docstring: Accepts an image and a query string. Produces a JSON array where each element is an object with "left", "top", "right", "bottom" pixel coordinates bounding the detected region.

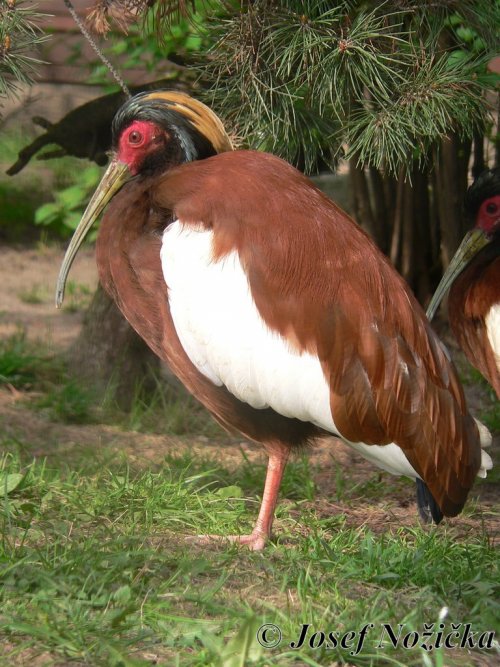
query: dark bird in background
[
  {"left": 56, "top": 91, "right": 492, "bottom": 550},
  {"left": 6, "top": 79, "right": 175, "bottom": 176},
  {"left": 427, "top": 169, "right": 500, "bottom": 399}
]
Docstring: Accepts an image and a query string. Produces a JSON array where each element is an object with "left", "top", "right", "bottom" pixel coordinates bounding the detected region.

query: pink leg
[{"left": 191, "top": 444, "right": 290, "bottom": 551}]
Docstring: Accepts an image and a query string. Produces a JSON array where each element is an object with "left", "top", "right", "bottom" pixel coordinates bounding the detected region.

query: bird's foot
[{"left": 187, "top": 530, "right": 268, "bottom": 552}]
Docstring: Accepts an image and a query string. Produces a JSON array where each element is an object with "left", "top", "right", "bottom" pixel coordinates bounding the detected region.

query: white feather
[
  {"left": 485, "top": 304, "right": 500, "bottom": 369},
  {"left": 474, "top": 419, "right": 493, "bottom": 479},
  {"left": 347, "top": 442, "right": 422, "bottom": 478},
  {"left": 161, "top": 222, "right": 426, "bottom": 479}
]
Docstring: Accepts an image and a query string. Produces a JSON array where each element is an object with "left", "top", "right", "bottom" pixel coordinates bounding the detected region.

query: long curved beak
[
  {"left": 55, "top": 160, "right": 131, "bottom": 308},
  {"left": 426, "top": 228, "right": 491, "bottom": 321}
]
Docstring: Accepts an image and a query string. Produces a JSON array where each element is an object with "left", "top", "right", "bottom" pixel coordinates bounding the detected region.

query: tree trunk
[
  {"left": 400, "top": 173, "right": 417, "bottom": 289},
  {"left": 349, "top": 158, "right": 376, "bottom": 238},
  {"left": 389, "top": 171, "right": 405, "bottom": 271},
  {"left": 411, "top": 164, "right": 432, "bottom": 303},
  {"left": 367, "top": 166, "right": 390, "bottom": 254},
  {"left": 434, "top": 133, "right": 471, "bottom": 268},
  {"left": 472, "top": 129, "right": 485, "bottom": 179},
  {"left": 68, "top": 283, "right": 160, "bottom": 410}
]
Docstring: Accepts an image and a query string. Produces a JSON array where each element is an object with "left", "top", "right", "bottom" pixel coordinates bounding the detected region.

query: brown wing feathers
[
  {"left": 449, "top": 254, "right": 500, "bottom": 398},
  {"left": 97, "top": 178, "right": 323, "bottom": 452},
  {"left": 150, "top": 150, "right": 481, "bottom": 515}
]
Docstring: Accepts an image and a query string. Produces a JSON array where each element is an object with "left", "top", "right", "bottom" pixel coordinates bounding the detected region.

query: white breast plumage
[
  {"left": 160, "top": 221, "right": 419, "bottom": 479},
  {"left": 485, "top": 304, "right": 500, "bottom": 368}
]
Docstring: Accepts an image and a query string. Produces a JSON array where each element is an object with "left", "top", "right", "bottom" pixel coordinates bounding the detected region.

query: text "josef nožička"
[{"left": 256, "top": 622, "right": 497, "bottom": 656}]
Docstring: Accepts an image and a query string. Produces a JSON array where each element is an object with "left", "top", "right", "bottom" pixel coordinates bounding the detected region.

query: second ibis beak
[
  {"left": 55, "top": 160, "right": 131, "bottom": 308},
  {"left": 426, "top": 228, "right": 491, "bottom": 321}
]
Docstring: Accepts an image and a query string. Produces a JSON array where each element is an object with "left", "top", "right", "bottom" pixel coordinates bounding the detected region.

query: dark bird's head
[
  {"left": 56, "top": 91, "right": 232, "bottom": 307},
  {"left": 427, "top": 168, "right": 500, "bottom": 321},
  {"left": 465, "top": 168, "right": 500, "bottom": 239},
  {"left": 111, "top": 90, "right": 233, "bottom": 176}
]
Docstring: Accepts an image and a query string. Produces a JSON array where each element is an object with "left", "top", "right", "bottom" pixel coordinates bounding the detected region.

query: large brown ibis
[
  {"left": 427, "top": 169, "right": 500, "bottom": 399},
  {"left": 56, "top": 91, "right": 492, "bottom": 549}
]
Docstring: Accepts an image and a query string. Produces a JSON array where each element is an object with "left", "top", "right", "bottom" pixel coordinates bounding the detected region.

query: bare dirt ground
[
  {"left": 0, "top": 244, "right": 498, "bottom": 540},
  {"left": 0, "top": 245, "right": 97, "bottom": 347}
]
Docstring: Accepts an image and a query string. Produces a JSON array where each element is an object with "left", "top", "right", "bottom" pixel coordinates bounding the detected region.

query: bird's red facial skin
[
  {"left": 116, "top": 121, "right": 166, "bottom": 175},
  {"left": 476, "top": 195, "right": 500, "bottom": 236}
]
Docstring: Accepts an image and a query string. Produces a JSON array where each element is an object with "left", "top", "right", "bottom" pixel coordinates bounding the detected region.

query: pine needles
[
  {"left": 0, "top": 0, "right": 48, "bottom": 107},
  {"left": 197, "top": 0, "right": 499, "bottom": 174},
  {"left": 345, "top": 51, "right": 489, "bottom": 173}
]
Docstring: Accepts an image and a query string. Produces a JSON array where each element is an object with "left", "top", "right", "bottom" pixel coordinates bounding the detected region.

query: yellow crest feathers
[{"left": 143, "top": 91, "right": 233, "bottom": 154}]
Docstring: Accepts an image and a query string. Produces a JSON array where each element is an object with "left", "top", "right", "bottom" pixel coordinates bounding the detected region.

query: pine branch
[
  {"left": 197, "top": 0, "right": 499, "bottom": 174},
  {"left": 0, "top": 0, "right": 49, "bottom": 107}
]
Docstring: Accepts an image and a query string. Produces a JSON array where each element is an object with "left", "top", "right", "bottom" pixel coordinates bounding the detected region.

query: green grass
[
  {"left": 0, "top": 130, "right": 44, "bottom": 237},
  {"left": 102, "top": 372, "right": 225, "bottom": 438},
  {"left": 0, "top": 331, "right": 62, "bottom": 389},
  {"left": 0, "top": 332, "right": 498, "bottom": 665},
  {"left": 17, "top": 284, "right": 50, "bottom": 305},
  {"left": 468, "top": 370, "right": 500, "bottom": 434},
  {"left": 0, "top": 181, "right": 41, "bottom": 243},
  {"left": 0, "top": 332, "right": 95, "bottom": 423},
  {"left": 0, "top": 446, "right": 498, "bottom": 667},
  {"left": 455, "top": 361, "right": 500, "bottom": 434},
  {"left": 62, "top": 280, "right": 93, "bottom": 313},
  {"left": 0, "top": 331, "right": 221, "bottom": 434},
  {"left": 33, "top": 379, "right": 96, "bottom": 425},
  {"left": 17, "top": 279, "right": 94, "bottom": 312},
  {"left": 481, "top": 401, "right": 500, "bottom": 435}
]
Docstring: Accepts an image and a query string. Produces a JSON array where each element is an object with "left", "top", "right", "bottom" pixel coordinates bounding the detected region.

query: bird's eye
[
  {"left": 128, "top": 130, "right": 143, "bottom": 145},
  {"left": 486, "top": 202, "right": 498, "bottom": 215}
]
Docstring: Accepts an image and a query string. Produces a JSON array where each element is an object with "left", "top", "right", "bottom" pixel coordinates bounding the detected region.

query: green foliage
[
  {"left": 479, "top": 398, "right": 500, "bottom": 433},
  {"left": 0, "top": 0, "right": 48, "bottom": 107},
  {"left": 34, "top": 164, "right": 103, "bottom": 239},
  {"left": 87, "top": 4, "right": 213, "bottom": 88},
  {"left": 0, "top": 454, "right": 25, "bottom": 496},
  {"left": 198, "top": 0, "right": 500, "bottom": 173},
  {"left": 0, "top": 331, "right": 93, "bottom": 423},
  {"left": 0, "top": 331, "right": 59, "bottom": 388},
  {"left": 0, "top": 131, "right": 41, "bottom": 240},
  {"left": 0, "top": 330, "right": 221, "bottom": 433},
  {"left": 33, "top": 379, "right": 95, "bottom": 424},
  {"left": 455, "top": 363, "right": 500, "bottom": 434},
  {"left": 0, "top": 130, "right": 103, "bottom": 242},
  {"left": 345, "top": 51, "right": 490, "bottom": 173},
  {"left": 0, "top": 180, "right": 39, "bottom": 241}
]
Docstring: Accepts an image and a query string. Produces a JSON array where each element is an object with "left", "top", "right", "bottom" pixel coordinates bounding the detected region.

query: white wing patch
[
  {"left": 161, "top": 222, "right": 419, "bottom": 479},
  {"left": 485, "top": 304, "right": 500, "bottom": 369}
]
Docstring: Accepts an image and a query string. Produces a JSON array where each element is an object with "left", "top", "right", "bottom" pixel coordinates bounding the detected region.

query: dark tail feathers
[{"left": 415, "top": 479, "right": 443, "bottom": 524}]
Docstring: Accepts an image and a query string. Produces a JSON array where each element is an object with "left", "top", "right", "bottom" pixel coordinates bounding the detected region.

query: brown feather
[
  {"left": 100, "top": 150, "right": 481, "bottom": 517},
  {"left": 449, "top": 249, "right": 500, "bottom": 399},
  {"left": 97, "top": 178, "right": 323, "bottom": 454}
]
